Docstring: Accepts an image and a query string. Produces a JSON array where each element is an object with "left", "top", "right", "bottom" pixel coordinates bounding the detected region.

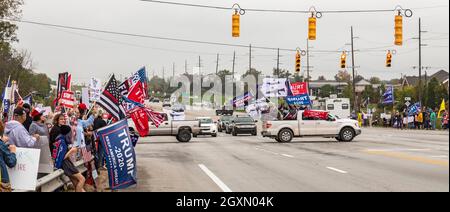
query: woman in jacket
[
  {"left": 0, "top": 122, "right": 17, "bottom": 192},
  {"left": 49, "top": 114, "right": 65, "bottom": 153},
  {"left": 29, "top": 109, "right": 50, "bottom": 138}
]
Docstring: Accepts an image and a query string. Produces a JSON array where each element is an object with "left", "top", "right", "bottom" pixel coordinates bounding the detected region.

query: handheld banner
[
  {"left": 97, "top": 119, "right": 137, "bottom": 190},
  {"left": 286, "top": 94, "right": 312, "bottom": 105},
  {"left": 290, "top": 82, "right": 309, "bottom": 96}
]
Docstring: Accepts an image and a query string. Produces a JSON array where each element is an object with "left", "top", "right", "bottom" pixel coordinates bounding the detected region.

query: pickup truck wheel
[
  {"left": 278, "top": 129, "right": 293, "bottom": 143},
  {"left": 177, "top": 130, "right": 192, "bottom": 142},
  {"left": 339, "top": 128, "right": 355, "bottom": 142}
]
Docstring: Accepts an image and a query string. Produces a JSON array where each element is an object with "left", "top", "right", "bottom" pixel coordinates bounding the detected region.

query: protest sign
[
  {"left": 260, "top": 78, "right": 289, "bottom": 97},
  {"left": 89, "top": 77, "right": 102, "bottom": 102},
  {"left": 37, "top": 136, "right": 54, "bottom": 174},
  {"left": 97, "top": 119, "right": 137, "bottom": 190},
  {"left": 81, "top": 87, "right": 90, "bottom": 108},
  {"left": 8, "top": 148, "right": 40, "bottom": 191},
  {"left": 286, "top": 94, "right": 312, "bottom": 105},
  {"left": 60, "top": 91, "right": 75, "bottom": 108}
]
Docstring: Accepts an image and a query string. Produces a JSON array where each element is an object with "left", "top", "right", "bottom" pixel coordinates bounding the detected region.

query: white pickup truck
[{"left": 261, "top": 110, "right": 361, "bottom": 143}]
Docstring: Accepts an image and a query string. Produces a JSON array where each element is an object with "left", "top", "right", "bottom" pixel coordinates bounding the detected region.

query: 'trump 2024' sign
[{"left": 97, "top": 119, "right": 137, "bottom": 190}]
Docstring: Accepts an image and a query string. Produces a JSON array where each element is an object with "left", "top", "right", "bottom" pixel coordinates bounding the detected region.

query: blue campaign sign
[
  {"left": 97, "top": 119, "right": 137, "bottom": 190},
  {"left": 286, "top": 94, "right": 311, "bottom": 105}
]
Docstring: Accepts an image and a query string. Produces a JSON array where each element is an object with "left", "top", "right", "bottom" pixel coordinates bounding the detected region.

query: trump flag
[{"left": 97, "top": 119, "right": 137, "bottom": 190}]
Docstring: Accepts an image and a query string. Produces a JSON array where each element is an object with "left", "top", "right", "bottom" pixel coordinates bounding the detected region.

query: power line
[
  {"left": 140, "top": 0, "right": 414, "bottom": 14},
  {"left": 7, "top": 19, "right": 301, "bottom": 52}
]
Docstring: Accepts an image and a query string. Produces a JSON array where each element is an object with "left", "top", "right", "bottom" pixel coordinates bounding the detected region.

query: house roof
[{"left": 430, "top": 70, "right": 449, "bottom": 83}]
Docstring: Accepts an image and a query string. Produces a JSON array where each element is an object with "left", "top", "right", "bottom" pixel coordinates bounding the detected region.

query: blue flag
[
  {"left": 53, "top": 135, "right": 69, "bottom": 169},
  {"left": 286, "top": 94, "right": 312, "bottom": 105},
  {"left": 408, "top": 102, "right": 421, "bottom": 116},
  {"left": 97, "top": 119, "right": 137, "bottom": 190},
  {"left": 383, "top": 86, "right": 394, "bottom": 105}
]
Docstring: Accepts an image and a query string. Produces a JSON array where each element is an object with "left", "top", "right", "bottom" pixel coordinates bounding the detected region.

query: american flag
[
  {"left": 128, "top": 105, "right": 165, "bottom": 128},
  {"left": 97, "top": 75, "right": 125, "bottom": 121},
  {"left": 144, "top": 108, "right": 165, "bottom": 127},
  {"left": 13, "top": 89, "right": 23, "bottom": 106}
]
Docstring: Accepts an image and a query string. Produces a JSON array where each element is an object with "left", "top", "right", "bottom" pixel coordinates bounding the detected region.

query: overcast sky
[{"left": 12, "top": 0, "right": 449, "bottom": 84}]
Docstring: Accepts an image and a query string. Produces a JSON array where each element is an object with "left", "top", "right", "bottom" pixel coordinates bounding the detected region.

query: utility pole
[
  {"left": 163, "top": 67, "right": 166, "bottom": 81},
  {"left": 231, "top": 51, "right": 236, "bottom": 80},
  {"left": 249, "top": 44, "right": 252, "bottom": 72},
  {"left": 418, "top": 18, "right": 423, "bottom": 105},
  {"left": 276, "top": 48, "right": 280, "bottom": 73},
  {"left": 306, "top": 38, "right": 310, "bottom": 82},
  {"left": 198, "top": 56, "right": 202, "bottom": 77},
  {"left": 351, "top": 26, "right": 358, "bottom": 113},
  {"left": 185, "top": 60, "right": 188, "bottom": 74},
  {"left": 216, "top": 54, "right": 219, "bottom": 74},
  {"left": 172, "top": 62, "right": 175, "bottom": 79}
]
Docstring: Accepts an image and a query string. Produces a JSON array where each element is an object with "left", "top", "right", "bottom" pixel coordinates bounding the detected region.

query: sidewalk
[{"left": 361, "top": 127, "right": 450, "bottom": 135}]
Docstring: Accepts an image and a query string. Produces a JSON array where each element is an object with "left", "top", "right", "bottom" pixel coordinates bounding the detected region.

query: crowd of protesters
[
  {"left": 374, "top": 107, "right": 449, "bottom": 131},
  {"left": 0, "top": 102, "right": 113, "bottom": 192}
]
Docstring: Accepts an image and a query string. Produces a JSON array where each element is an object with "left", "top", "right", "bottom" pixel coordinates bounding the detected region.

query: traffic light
[
  {"left": 308, "top": 14, "right": 317, "bottom": 40},
  {"left": 395, "top": 12, "right": 403, "bottom": 46},
  {"left": 340, "top": 51, "right": 347, "bottom": 69},
  {"left": 295, "top": 51, "right": 301, "bottom": 73},
  {"left": 232, "top": 10, "right": 240, "bottom": 37},
  {"left": 386, "top": 50, "right": 392, "bottom": 67}
]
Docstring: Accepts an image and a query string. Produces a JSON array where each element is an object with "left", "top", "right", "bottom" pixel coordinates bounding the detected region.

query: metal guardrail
[{"left": 13, "top": 159, "right": 91, "bottom": 192}]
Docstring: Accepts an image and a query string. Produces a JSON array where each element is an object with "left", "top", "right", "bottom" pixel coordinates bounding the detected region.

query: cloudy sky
[{"left": 12, "top": 0, "right": 449, "bottom": 84}]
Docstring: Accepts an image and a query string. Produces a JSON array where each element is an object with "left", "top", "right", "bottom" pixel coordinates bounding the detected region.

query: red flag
[
  {"left": 128, "top": 81, "right": 145, "bottom": 104},
  {"left": 303, "top": 110, "right": 329, "bottom": 120},
  {"left": 130, "top": 107, "right": 149, "bottom": 137},
  {"left": 290, "top": 82, "right": 309, "bottom": 96}
]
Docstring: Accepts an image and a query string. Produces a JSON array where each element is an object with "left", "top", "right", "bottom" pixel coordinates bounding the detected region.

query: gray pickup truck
[{"left": 129, "top": 113, "right": 200, "bottom": 142}]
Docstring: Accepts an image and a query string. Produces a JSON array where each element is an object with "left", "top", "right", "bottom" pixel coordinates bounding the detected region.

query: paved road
[{"left": 124, "top": 106, "right": 449, "bottom": 192}]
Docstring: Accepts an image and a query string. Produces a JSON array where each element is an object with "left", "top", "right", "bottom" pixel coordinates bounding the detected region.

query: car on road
[
  {"left": 217, "top": 115, "right": 233, "bottom": 133},
  {"left": 194, "top": 117, "right": 218, "bottom": 137},
  {"left": 227, "top": 116, "right": 258, "bottom": 136},
  {"left": 262, "top": 110, "right": 361, "bottom": 143},
  {"left": 128, "top": 112, "right": 200, "bottom": 142},
  {"left": 162, "top": 99, "right": 171, "bottom": 108}
]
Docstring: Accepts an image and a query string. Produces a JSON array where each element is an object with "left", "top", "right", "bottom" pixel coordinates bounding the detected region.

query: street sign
[
  {"left": 405, "top": 97, "right": 411, "bottom": 101},
  {"left": 405, "top": 101, "right": 411, "bottom": 107}
]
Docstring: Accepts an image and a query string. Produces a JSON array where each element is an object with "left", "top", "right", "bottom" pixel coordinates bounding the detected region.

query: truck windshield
[
  {"left": 221, "top": 116, "right": 232, "bottom": 121},
  {"left": 200, "top": 119, "right": 213, "bottom": 124},
  {"left": 235, "top": 117, "right": 254, "bottom": 123}
]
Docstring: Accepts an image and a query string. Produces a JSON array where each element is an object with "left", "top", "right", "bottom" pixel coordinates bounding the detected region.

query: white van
[{"left": 325, "top": 98, "right": 351, "bottom": 119}]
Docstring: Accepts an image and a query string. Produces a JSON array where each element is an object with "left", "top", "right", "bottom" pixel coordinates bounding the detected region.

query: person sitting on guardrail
[
  {"left": 29, "top": 108, "right": 50, "bottom": 138},
  {"left": 3, "top": 107, "right": 40, "bottom": 148},
  {"left": 0, "top": 122, "right": 17, "bottom": 192},
  {"left": 53, "top": 125, "right": 86, "bottom": 192}
]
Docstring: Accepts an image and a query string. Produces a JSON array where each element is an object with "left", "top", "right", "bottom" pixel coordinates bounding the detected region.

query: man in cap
[
  {"left": 22, "top": 103, "right": 33, "bottom": 132},
  {"left": 3, "top": 107, "right": 40, "bottom": 148}
]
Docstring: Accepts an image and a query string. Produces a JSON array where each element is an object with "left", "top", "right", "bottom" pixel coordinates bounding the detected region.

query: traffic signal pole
[
  {"left": 418, "top": 18, "right": 422, "bottom": 105},
  {"left": 306, "top": 38, "right": 310, "bottom": 82}
]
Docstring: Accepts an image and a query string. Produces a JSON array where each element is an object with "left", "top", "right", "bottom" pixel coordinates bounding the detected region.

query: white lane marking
[
  {"left": 326, "top": 167, "right": 348, "bottom": 174},
  {"left": 198, "top": 164, "right": 232, "bottom": 192},
  {"left": 281, "top": 154, "right": 294, "bottom": 158},
  {"left": 431, "top": 155, "right": 449, "bottom": 158},
  {"left": 255, "top": 147, "right": 280, "bottom": 156},
  {"left": 365, "top": 148, "right": 432, "bottom": 152}
]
